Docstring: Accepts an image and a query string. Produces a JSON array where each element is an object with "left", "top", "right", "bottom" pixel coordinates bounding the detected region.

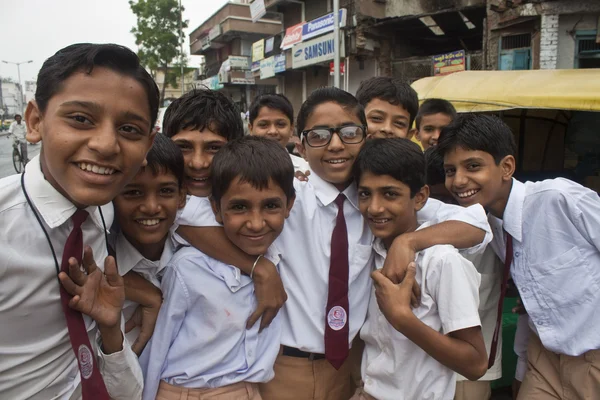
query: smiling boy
[
  {"left": 415, "top": 98, "right": 456, "bottom": 150},
  {"left": 0, "top": 43, "right": 158, "bottom": 399}
]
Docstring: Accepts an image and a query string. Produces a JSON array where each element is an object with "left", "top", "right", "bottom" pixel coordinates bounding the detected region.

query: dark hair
[
  {"left": 437, "top": 114, "right": 517, "bottom": 164},
  {"left": 211, "top": 136, "right": 295, "bottom": 204},
  {"left": 296, "top": 87, "right": 367, "bottom": 135},
  {"left": 249, "top": 93, "right": 294, "bottom": 126},
  {"left": 424, "top": 146, "right": 445, "bottom": 187},
  {"left": 356, "top": 77, "right": 419, "bottom": 127},
  {"left": 144, "top": 133, "right": 185, "bottom": 187},
  {"left": 353, "top": 138, "right": 425, "bottom": 197},
  {"left": 162, "top": 88, "right": 243, "bottom": 140},
  {"left": 415, "top": 98, "right": 457, "bottom": 130},
  {"left": 14, "top": 114, "right": 22, "bottom": 118},
  {"left": 35, "top": 43, "right": 159, "bottom": 129}
]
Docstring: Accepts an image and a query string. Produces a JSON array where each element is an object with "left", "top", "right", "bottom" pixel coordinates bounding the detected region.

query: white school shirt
[
  {"left": 361, "top": 229, "right": 482, "bottom": 400},
  {"left": 176, "top": 173, "right": 493, "bottom": 354},
  {"left": 0, "top": 155, "right": 143, "bottom": 400},
  {"left": 488, "top": 178, "right": 600, "bottom": 356},
  {"left": 290, "top": 153, "right": 310, "bottom": 173},
  {"left": 456, "top": 247, "right": 503, "bottom": 382},
  {"left": 139, "top": 246, "right": 282, "bottom": 400},
  {"left": 111, "top": 230, "right": 174, "bottom": 345}
]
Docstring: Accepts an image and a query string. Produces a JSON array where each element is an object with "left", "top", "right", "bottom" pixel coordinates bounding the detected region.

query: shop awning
[{"left": 412, "top": 69, "right": 600, "bottom": 112}]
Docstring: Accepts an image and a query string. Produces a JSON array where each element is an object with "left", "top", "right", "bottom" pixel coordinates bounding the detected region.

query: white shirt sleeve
[
  {"left": 177, "top": 196, "right": 220, "bottom": 228},
  {"left": 139, "top": 265, "right": 189, "bottom": 400},
  {"left": 572, "top": 190, "right": 600, "bottom": 252},
  {"left": 8, "top": 122, "right": 14, "bottom": 134},
  {"left": 96, "top": 334, "right": 143, "bottom": 400},
  {"left": 426, "top": 248, "right": 482, "bottom": 335},
  {"left": 514, "top": 314, "right": 531, "bottom": 381},
  {"left": 418, "top": 198, "right": 493, "bottom": 256}
]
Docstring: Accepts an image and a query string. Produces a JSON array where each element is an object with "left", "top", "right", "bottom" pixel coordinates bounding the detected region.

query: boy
[
  {"left": 415, "top": 98, "right": 457, "bottom": 150},
  {"left": 248, "top": 93, "right": 310, "bottom": 172},
  {"left": 426, "top": 145, "right": 503, "bottom": 400},
  {"left": 355, "top": 76, "right": 419, "bottom": 139},
  {"left": 177, "top": 88, "right": 492, "bottom": 400},
  {"left": 352, "top": 138, "right": 487, "bottom": 400},
  {"left": 438, "top": 114, "right": 600, "bottom": 400},
  {"left": 111, "top": 133, "right": 186, "bottom": 353},
  {"left": 140, "top": 136, "right": 295, "bottom": 400},
  {"left": 0, "top": 43, "right": 158, "bottom": 399}
]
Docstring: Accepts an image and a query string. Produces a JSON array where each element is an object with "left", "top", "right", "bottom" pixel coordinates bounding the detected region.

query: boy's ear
[
  {"left": 500, "top": 155, "right": 516, "bottom": 182},
  {"left": 297, "top": 140, "right": 307, "bottom": 159},
  {"left": 285, "top": 194, "right": 296, "bottom": 218},
  {"left": 141, "top": 128, "right": 158, "bottom": 167},
  {"left": 25, "top": 101, "right": 43, "bottom": 144},
  {"left": 408, "top": 128, "right": 418, "bottom": 140},
  {"left": 414, "top": 185, "right": 430, "bottom": 212},
  {"left": 247, "top": 123, "right": 253, "bottom": 134},
  {"left": 209, "top": 196, "right": 223, "bottom": 224}
]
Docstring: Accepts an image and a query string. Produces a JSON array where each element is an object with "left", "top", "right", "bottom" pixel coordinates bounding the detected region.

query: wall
[
  {"left": 557, "top": 14, "right": 599, "bottom": 69},
  {"left": 347, "top": 57, "right": 378, "bottom": 95},
  {"left": 384, "top": 0, "right": 484, "bottom": 18},
  {"left": 540, "top": 14, "right": 559, "bottom": 69}
]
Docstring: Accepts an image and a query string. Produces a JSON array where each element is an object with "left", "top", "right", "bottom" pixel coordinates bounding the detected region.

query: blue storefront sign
[
  {"left": 292, "top": 32, "right": 345, "bottom": 69},
  {"left": 274, "top": 54, "right": 286, "bottom": 73},
  {"left": 302, "top": 9, "right": 347, "bottom": 41}
]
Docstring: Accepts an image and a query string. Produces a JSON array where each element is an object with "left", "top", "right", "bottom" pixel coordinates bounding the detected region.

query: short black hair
[
  {"left": 353, "top": 138, "right": 425, "bottom": 197},
  {"left": 144, "top": 133, "right": 185, "bottom": 188},
  {"left": 296, "top": 87, "right": 367, "bottom": 135},
  {"left": 35, "top": 43, "right": 159, "bottom": 129},
  {"left": 162, "top": 87, "right": 243, "bottom": 140},
  {"left": 249, "top": 93, "right": 294, "bottom": 126},
  {"left": 416, "top": 98, "right": 457, "bottom": 130},
  {"left": 356, "top": 77, "right": 419, "bottom": 127},
  {"left": 424, "top": 146, "right": 445, "bottom": 187},
  {"left": 211, "top": 136, "right": 295, "bottom": 204},
  {"left": 437, "top": 114, "right": 517, "bottom": 165}
]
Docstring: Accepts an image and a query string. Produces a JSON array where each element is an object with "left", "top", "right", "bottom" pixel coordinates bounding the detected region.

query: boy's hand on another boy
[
  {"left": 59, "top": 246, "right": 125, "bottom": 330},
  {"left": 371, "top": 263, "right": 418, "bottom": 332},
  {"left": 294, "top": 170, "right": 310, "bottom": 182},
  {"left": 126, "top": 305, "right": 159, "bottom": 355},
  {"left": 247, "top": 257, "right": 287, "bottom": 332},
  {"left": 383, "top": 235, "right": 421, "bottom": 307}
]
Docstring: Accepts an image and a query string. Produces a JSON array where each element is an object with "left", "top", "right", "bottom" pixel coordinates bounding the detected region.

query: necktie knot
[
  {"left": 72, "top": 209, "right": 89, "bottom": 230},
  {"left": 334, "top": 193, "right": 346, "bottom": 208}
]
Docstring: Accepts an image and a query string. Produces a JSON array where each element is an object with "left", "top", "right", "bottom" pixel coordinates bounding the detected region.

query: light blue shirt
[
  {"left": 139, "top": 246, "right": 282, "bottom": 400},
  {"left": 488, "top": 178, "right": 600, "bottom": 356}
]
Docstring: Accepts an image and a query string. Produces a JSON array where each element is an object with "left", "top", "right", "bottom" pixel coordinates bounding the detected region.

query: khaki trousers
[
  {"left": 259, "top": 341, "right": 363, "bottom": 400},
  {"left": 454, "top": 380, "right": 492, "bottom": 400},
  {"left": 517, "top": 333, "right": 600, "bottom": 400},
  {"left": 156, "top": 380, "right": 262, "bottom": 400}
]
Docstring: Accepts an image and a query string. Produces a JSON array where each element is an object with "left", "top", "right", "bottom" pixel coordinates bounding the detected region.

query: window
[
  {"left": 499, "top": 33, "right": 531, "bottom": 70},
  {"left": 575, "top": 32, "right": 600, "bottom": 69}
]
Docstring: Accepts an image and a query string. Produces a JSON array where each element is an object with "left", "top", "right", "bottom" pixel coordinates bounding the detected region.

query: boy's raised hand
[
  {"left": 371, "top": 262, "right": 418, "bottom": 332},
  {"left": 58, "top": 246, "right": 125, "bottom": 329},
  {"left": 382, "top": 236, "right": 421, "bottom": 307}
]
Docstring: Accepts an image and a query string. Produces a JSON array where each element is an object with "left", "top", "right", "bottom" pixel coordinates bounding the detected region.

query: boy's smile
[
  {"left": 365, "top": 98, "right": 411, "bottom": 139},
  {"left": 26, "top": 67, "right": 155, "bottom": 207},
  {"left": 114, "top": 168, "right": 185, "bottom": 261},
  {"left": 250, "top": 107, "right": 293, "bottom": 148},
  {"left": 299, "top": 102, "right": 364, "bottom": 191},
  {"left": 211, "top": 178, "right": 294, "bottom": 256},
  {"left": 171, "top": 127, "right": 227, "bottom": 197}
]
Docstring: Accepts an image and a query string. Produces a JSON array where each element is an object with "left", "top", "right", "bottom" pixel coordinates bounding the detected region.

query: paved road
[{"left": 0, "top": 133, "right": 41, "bottom": 179}]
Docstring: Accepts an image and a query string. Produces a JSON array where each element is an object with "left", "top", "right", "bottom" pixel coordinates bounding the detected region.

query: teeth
[
  {"left": 371, "top": 218, "right": 390, "bottom": 223},
  {"left": 138, "top": 219, "right": 160, "bottom": 226},
  {"left": 190, "top": 177, "right": 208, "bottom": 181},
  {"left": 327, "top": 159, "right": 347, "bottom": 164},
  {"left": 456, "top": 189, "right": 479, "bottom": 198},
  {"left": 78, "top": 163, "right": 115, "bottom": 175}
]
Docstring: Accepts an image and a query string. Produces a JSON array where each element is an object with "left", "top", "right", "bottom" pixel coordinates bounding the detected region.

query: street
[{"left": 0, "top": 133, "right": 41, "bottom": 179}]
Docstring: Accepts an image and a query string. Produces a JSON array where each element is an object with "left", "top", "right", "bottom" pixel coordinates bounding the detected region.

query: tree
[{"left": 130, "top": 0, "right": 188, "bottom": 105}]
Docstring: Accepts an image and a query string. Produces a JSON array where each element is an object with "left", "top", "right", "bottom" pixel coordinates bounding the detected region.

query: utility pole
[
  {"left": 2, "top": 60, "right": 32, "bottom": 112},
  {"left": 333, "top": 0, "right": 340, "bottom": 89},
  {"left": 179, "top": 0, "right": 185, "bottom": 95}
]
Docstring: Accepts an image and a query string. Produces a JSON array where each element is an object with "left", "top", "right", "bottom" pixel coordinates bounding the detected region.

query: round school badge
[
  {"left": 327, "top": 306, "right": 347, "bottom": 331},
  {"left": 78, "top": 344, "right": 94, "bottom": 380}
]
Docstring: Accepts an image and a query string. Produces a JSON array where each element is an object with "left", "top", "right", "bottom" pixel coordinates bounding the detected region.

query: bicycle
[{"left": 10, "top": 136, "right": 28, "bottom": 173}]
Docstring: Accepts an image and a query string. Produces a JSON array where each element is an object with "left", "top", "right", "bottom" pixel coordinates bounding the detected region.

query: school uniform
[
  {"left": 0, "top": 155, "right": 143, "bottom": 400},
  {"left": 454, "top": 247, "right": 503, "bottom": 400},
  {"left": 290, "top": 153, "right": 309, "bottom": 173},
  {"left": 356, "top": 225, "right": 482, "bottom": 400},
  {"left": 488, "top": 178, "right": 600, "bottom": 399},
  {"left": 178, "top": 171, "right": 492, "bottom": 400},
  {"left": 110, "top": 230, "right": 174, "bottom": 345},
  {"left": 139, "top": 245, "right": 283, "bottom": 400}
]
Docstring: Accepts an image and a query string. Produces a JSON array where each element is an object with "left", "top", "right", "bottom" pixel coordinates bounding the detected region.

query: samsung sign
[{"left": 292, "top": 32, "right": 345, "bottom": 69}]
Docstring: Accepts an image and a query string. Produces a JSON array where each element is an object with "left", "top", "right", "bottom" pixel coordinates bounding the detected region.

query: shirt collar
[
  {"left": 501, "top": 178, "right": 525, "bottom": 242},
  {"left": 115, "top": 230, "right": 173, "bottom": 276},
  {"left": 23, "top": 155, "right": 107, "bottom": 230},
  {"left": 308, "top": 169, "right": 360, "bottom": 210}
]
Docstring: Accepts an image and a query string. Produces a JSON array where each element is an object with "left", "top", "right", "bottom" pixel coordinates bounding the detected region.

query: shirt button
[{"left": 515, "top": 252, "right": 520, "bottom": 257}]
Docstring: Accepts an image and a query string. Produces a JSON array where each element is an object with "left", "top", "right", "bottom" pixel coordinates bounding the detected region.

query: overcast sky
[{"left": 0, "top": 0, "right": 229, "bottom": 84}]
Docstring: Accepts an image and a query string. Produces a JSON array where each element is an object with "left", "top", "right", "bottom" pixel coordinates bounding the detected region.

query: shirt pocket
[{"left": 528, "top": 246, "right": 596, "bottom": 308}]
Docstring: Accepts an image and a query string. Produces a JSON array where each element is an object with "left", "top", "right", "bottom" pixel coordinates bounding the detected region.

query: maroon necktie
[
  {"left": 488, "top": 232, "right": 513, "bottom": 369},
  {"left": 60, "top": 209, "right": 110, "bottom": 399},
  {"left": 325, "top": 194, "right": 350, "bottom": 370}
]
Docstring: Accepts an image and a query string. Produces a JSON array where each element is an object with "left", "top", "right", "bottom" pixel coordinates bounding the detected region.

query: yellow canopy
[{"left": 411, "top": 69, "right": 600, "bottom": 113}]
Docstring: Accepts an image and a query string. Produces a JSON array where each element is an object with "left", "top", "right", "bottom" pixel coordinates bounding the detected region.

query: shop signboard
[
  {"left": 432, "top": 50, "right": 466, "bottom": 76},
  {"left": 250, "top": 0, "right": 266, "bottom": 23},
  {"left": 274, "top": 54, "right": 286, "bottom": 73},
  {"left": 260, "top": 56, "right": 275, "bottom": 79},
  {"left": 302, "top": 9, "right": 346, "bottom": 41},
  {"left": 292, "top": 32, "right": 345, "bottom": 69},
  {"left": 252, "top": 39, "right": 265, "bottom": 62},
  {"left": 281, "top": 23, "right": 303, "bottom": 50}
]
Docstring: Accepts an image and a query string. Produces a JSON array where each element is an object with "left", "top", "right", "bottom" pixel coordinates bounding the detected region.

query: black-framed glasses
[{"left": 300, "top": 125, "right": 367, "bottom": 148}]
